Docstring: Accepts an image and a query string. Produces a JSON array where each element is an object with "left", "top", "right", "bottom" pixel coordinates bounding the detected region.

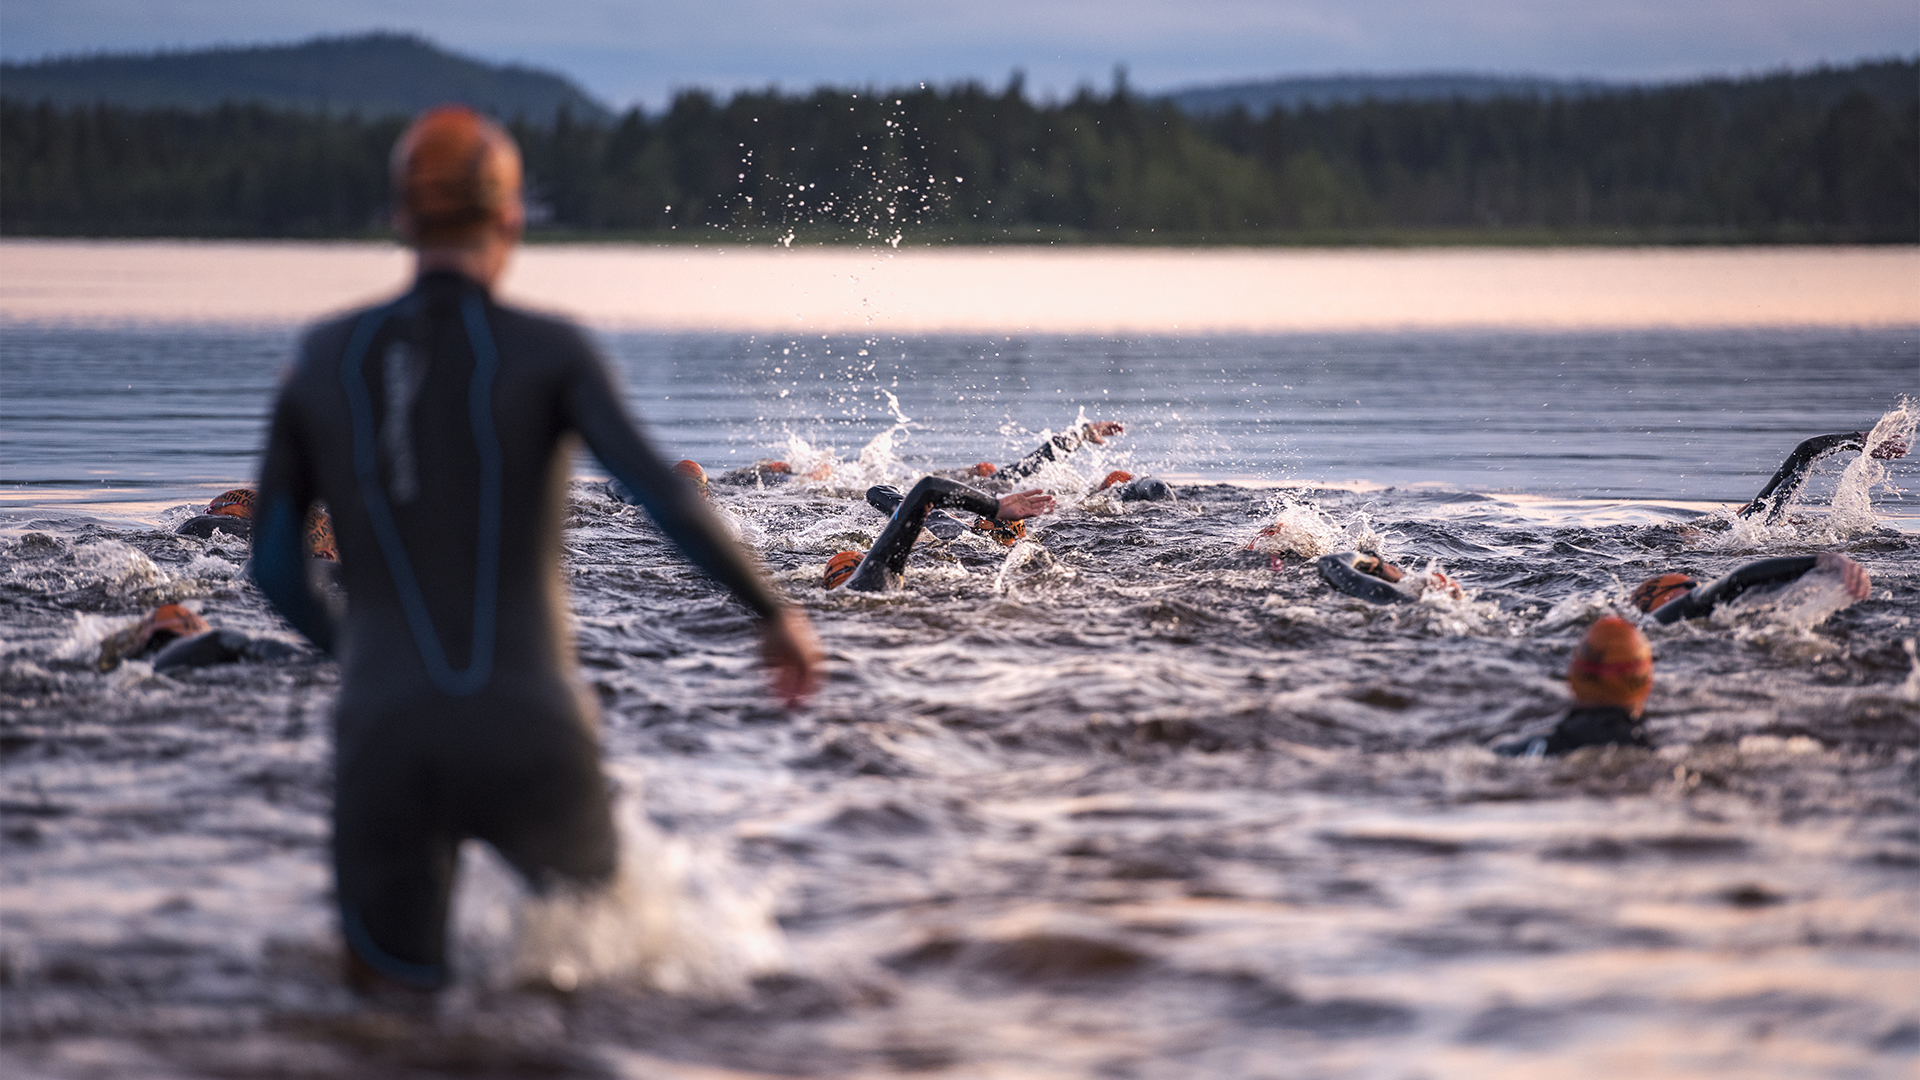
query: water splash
[
  {"left": 450, "top": 794, "right": 787, "bottom": 997},
  {"left": 1246, "top": 495, "right": 1347, "bottom": 557},
  {"left": 1828, "top": 398, "right": 1916, "bottom": 534},
  {"left": 1704, "top": 399, "right": 1917, "bottom": 550}
]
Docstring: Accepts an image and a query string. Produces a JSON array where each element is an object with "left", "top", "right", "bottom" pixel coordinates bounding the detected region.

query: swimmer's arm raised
[
  {"left": 998, "top": 421, "right": 1124, "bottom": 480},
  {"left": 1738, "top": 432, "right": 1868, "bottom": 520},
  {"left": 254, "top": 397, "right": 336, "bottom": 653},
  {"left": 563, "top": 353, "right": 786, "bottom": 621}
]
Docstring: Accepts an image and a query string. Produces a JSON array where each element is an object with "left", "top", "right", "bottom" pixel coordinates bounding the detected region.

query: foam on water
[{"left": 451, "top": 793, "right": 788, "bottom": 997}]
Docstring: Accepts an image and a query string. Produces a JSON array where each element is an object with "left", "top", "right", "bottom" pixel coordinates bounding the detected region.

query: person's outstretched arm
[
  {"left": 253, "top": 392, "right": 336, "bottom": 653},
  {"left": 1000, "top": 421, "right": 1124, "bottom": 481},
  {"left": 563, "top": 346, "right": 821, "bottom": 704},
  {"left": 1737, "top": 431, "right": 1891, "bottom": 520}
]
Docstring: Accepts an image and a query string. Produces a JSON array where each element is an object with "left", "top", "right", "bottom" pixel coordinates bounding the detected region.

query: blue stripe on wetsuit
[{"left": 338, "top": 295, "right": 503, "bottom": 697}]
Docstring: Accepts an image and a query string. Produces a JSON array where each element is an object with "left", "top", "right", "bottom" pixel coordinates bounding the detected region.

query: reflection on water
[{"left": 3, "top": 324, "right": 1916, "bottom": 514}]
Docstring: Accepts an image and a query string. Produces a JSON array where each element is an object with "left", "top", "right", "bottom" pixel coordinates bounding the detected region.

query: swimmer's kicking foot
[
  {"left": 1497, "top": 616, "right": 1654, "bottom": 757},
  {"left": 826, "top": 477, "right": 1054, "bottom": 591}
]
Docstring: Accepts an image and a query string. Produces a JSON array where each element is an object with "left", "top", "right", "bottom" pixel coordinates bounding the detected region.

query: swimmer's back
[{"left": 263, "top": 271, "right": 775, "bottom": 697}]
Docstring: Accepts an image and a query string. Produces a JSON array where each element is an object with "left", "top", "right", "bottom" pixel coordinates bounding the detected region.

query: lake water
[{"left": 2, "top": 245, "right": 1918, "bottom": 1080}]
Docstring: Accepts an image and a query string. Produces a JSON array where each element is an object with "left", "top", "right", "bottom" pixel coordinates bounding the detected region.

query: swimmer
[
  {"left": 993, "top": 420, "right": 1127, "bottom": 482},
  {"left": 1498, "top": 616, "right": 1654, "bottom": 756},
  {"left": 176, "top": 488, "right": 339, "bottom": 562},
  {"left": 1630, "top": 551, "right": 1870, "bottom": 624},
  {"left": 96, "top": 603, "right": 307, "bottom": 672},
  {"left": 1091, "top": 469, "right": 1174, "bottom": 503},
  {"left": 96, "top": 603, "right": 209, "bottom": 671},
  {"left": 252, "top": 107, "right": 822, "bottom": 994},
  {"left": 175, "top": 489, "right": 256, "bottom": 539},
  {"left": 1737, "top": 427, "right": 1910, "bottom": 522},
  {"left": 824, "top": 477, "right": 1054, "bottom": 591},
  {"left": 707, "top": 420, "right": 1129, "bottom": 490},
  {"left": 607, "top": 459, "right": 708, "bottom": 504},
  {"left": 1315, "top": 551, "right": 1464, "bottom": 604}
]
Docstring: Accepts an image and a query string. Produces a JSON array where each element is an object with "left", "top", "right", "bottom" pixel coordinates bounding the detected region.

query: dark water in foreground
[{"left": 1, "top": 325, "right": 1917, "bottom": 1078}]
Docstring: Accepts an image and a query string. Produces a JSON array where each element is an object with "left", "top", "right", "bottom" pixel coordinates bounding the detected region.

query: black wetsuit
[
  {"left": 254, "top": 270, "right": 784, "bottom": 990},
  {"left": 1647, "top": 556, "right": 1820, "bottom": 625},
  {"left": 837, "top": 477, "right": 1001, "bottom": 592},
  {"left": 1497, "top": 705, "right": 1647, "bottom": 757},
  {"left": 1738, "top": 432, "right": 1871, "bottom": 522},
  {"left": 998, "top": 428, "right": 1098, "bottom": 481}
]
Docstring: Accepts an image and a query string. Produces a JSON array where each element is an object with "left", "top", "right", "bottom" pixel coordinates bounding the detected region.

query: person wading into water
[{"left": 253, "top": 105, "right": 824, "bottom": 993}]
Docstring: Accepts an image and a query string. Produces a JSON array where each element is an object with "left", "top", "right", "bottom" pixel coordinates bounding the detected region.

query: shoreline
[{"left": 3, "top": 240, "right": 1916, "bottom": 335}]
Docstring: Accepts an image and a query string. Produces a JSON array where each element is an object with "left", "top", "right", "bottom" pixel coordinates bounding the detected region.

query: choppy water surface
[{"left": 2, "top": 325, "right": 1918, "bottom": 1079}]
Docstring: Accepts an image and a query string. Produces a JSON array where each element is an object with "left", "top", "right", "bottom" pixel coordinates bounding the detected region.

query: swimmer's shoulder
[{"left": 482, "top": 298, "right": 604, "bottom": 375}]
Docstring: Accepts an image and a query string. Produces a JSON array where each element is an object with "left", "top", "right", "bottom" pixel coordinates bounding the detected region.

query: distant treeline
[{"left": 3, "top": 59, "right": 1914, "bottom": 242}]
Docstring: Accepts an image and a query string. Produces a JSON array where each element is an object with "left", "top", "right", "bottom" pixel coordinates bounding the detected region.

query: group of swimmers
[
  {"left": 1296, "top": 427, "right": 1903, "bottom": 755},
  {"left": 108, "top": 105, "right": 1901, "bottom": 996}
]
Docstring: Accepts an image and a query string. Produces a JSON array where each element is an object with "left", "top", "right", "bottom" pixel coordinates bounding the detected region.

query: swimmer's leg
[
  {"left": 333, "top": 725, "right": 457, "bottom": 992},
  {"left": 456, "top": 702, "right": 618, "bottom": 894}
]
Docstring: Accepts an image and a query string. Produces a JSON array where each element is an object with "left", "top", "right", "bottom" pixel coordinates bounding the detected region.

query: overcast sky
[{"left": 5, "top": 0, "right": 1914, "bottom": 109}]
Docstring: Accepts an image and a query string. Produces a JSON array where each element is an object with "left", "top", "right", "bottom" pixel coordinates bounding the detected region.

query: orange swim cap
[
  {"left": 824, "top": 550, "right": 862, "bottom": 589},
  {"left": 762, "top": 461, "right": 793, "bottom": 474},
  {"left": 1631, "top": 573, "right": 1696, "bottom": 613},
  {"left": 98, "top": 603, "right": 209, "bottom": 670},
  {"left": 305, "top": 506, "right": 338, "bottom": 562},
  {"left": 971, "top": 462, "right": 997, "bottom": 477},
  {"left": 391, "top": 105, "right": 522, "bottom": 246},
  {"left": 971, "top": 516, "right": 1026, "bottom": 546},
  {"left": 1567, "top": 616, "right": 1653, "bottom": 717},
  {"left": 207, "top": 489, "right": 256, "bottom": 518},
  {"left": 673, "top": 459, "right": 709, "bottom": 496},
  {"left": 1098, "top": 470, "right": 1134, "bottom": 491}
]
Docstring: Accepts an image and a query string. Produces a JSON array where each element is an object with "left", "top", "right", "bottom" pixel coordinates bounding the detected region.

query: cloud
[{"left": 4, "top": 0, "right": 1914, "bottom": 107}]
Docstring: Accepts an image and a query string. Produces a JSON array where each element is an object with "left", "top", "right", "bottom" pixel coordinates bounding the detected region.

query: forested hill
[
  {"left": 2, "top": 57, "right": 1912, "bottom": 243},
  {"left": 0, "top": 33, "right": 609, "bottom": 121},
  {"left": 1163, "top": 74, "right": 1610, "bottom": 115}
]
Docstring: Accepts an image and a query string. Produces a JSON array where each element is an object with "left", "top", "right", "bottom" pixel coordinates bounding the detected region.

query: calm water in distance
[{"left": 2, "top": 323, "right": 1915, "bottom": 514}]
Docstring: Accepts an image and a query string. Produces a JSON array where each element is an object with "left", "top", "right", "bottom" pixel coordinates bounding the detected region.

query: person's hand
[
  {"left": 1816, "top": 551, "right": 1871, "bottom": 600},
  {"left": 997, "top": 489, "right": 1056, "bottom": 520},
  {"left": 760, "top": 606, "right": 825, "bottom": 708},
  {"left": 1425, "top": 570, "right": 1464, "bottom": 600},
  {"left": 1356, "top": 554, "right": 1404, "bottom": 583},
  {"left": 1081, "top": 421, "right": 1125, "bottom": 445},
  {"left": 1869, "top": 434, "right": 1911, "bottom": 460}
]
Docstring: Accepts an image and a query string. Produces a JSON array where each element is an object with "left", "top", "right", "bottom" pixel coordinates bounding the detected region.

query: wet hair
[{"left": 390, "top": 106, "right": 523, "bottom": 246}]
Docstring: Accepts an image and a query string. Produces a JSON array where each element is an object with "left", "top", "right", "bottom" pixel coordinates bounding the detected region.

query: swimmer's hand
[
  {"left": 1081, "top": 421, "right": 1125, "bottom": 445},
  {"left": 997, "top": 489, "right": 1056, "bottom": 520},
  {"left": 1815, "top": 551, "right": 1871, "bottom": 600},
  {"left": 1356, "top": 554, "right": 1405, "bottom": 583},
  {"left": 1869, "top": 434, "right": 1911, "bottom": 460},
  {"left": 761, "top": 607, "right": 825, "bottom": 708}
]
